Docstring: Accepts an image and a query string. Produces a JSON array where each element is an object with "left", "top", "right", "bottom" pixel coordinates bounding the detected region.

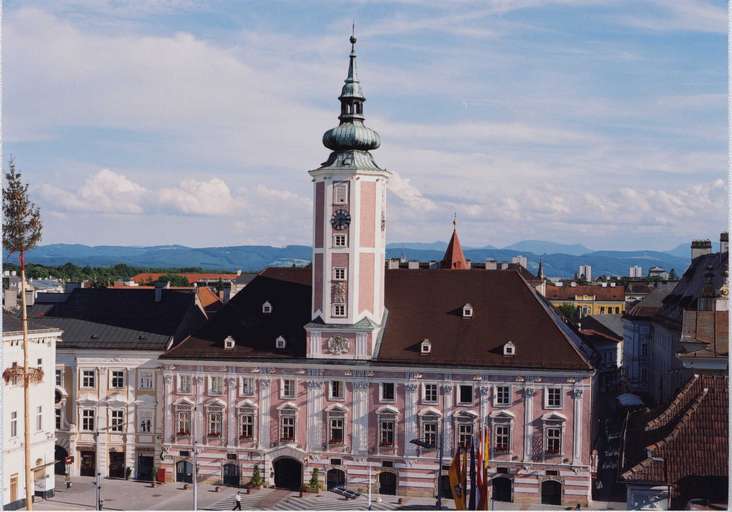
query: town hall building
[{"left": 158, "top": 35, "right": 595, "bottom": 507}]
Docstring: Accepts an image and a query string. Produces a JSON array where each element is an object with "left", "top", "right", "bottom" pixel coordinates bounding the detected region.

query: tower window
[
  {"left": 333, "top": 267, "right": 346, "bottom": 281},
  {"left": 356, "top": 103, "right": 363, "bottom": 114},
  {"left": 334, "top": 234, "right": 347, "bottom": 248},
  {"left": 332, "top": 304, "right": 346, "bottom": 317},
  {"left": 334, "top": 183, "right": 348, "bottom": 204}
]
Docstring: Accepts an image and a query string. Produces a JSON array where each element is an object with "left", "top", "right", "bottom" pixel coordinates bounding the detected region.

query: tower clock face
[{"left": 331, "top": 209, "right": 351, "bottom": 230}]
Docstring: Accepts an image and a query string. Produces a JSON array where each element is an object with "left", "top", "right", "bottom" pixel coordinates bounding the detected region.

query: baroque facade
[{"left": 157, "top": 35, "right": 595, "bottom": 508}]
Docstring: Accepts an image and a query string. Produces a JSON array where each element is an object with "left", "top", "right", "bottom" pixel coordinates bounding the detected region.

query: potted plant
[
  {"left": 308, "top": 468, "right": 320, "bottom": 493},
  {"left": 249, "top": 465, "right": 264, "bottom": 489}
]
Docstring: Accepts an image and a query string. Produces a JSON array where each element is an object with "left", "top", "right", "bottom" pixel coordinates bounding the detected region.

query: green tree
[
  {"left": 2, "top": 157, "right": 43, "bottom": 511},
  {"left": 250, "top": 464, "right": 264, "bottom": 488},
  {"left": 557, "top": 304, "right": 580, "bottom": 325},
  {"left": 308, "top": 468, "right": 320, "bottom": 492},
  {"left": 153, "top": 274, "right": 190, "bottom": 287}
]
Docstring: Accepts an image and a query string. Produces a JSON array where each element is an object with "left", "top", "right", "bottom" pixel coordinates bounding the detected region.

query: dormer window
[
  {"left": 224, "top": 336, "right": 236, "bottom": 350},
  {"left": 462, "top": 303, "right": 473, "bottom": 318},
  {"left": 420, "top": 338, "right": 432, "bottom": 355},
  {"left": 503, "top": 341, "right": 515, "bottom": 356},
  {"left": 262, "top": 301, "right": 272, "bottom": 314},
  {"left": 275, "top": 336, "right": 286, "bottom": 350}
]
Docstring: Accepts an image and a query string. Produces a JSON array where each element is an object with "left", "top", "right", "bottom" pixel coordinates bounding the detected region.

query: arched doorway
[
  {"left": 492, "top": 477, "right": 512, "bottom": 503},
  {"left": 273, "top": 458, "right": 302, "bottom": 491},
  {"left": 176, "top": 461, "right": 193, "bottom": 483},
  {"left": 223, "top": 463, "right": 240, "bottom": 487},
  {"left": 541, "top": 479, "right": 562, "bottom": 505},
  {"left": 378, "top": 472, "right": 397, "bottom": 495},
  {"left": 327, "top": 468, "right": 346, "bottom": 490},
  {"left": 55, "top": 446, "right": 68, "bottom": 475}
]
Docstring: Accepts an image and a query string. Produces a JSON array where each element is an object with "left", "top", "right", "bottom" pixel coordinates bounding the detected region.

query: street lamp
[{"left": 410, "top": 420, "right": 445, "bottom": 510}]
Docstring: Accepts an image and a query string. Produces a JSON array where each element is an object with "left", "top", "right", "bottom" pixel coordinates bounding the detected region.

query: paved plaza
[{"left": 33, "top": 476, "right": 625, "bottom": 511}]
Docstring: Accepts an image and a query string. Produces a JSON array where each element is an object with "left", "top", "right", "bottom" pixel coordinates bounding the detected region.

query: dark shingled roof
[
  {"left": 28, "top": 287, "right": 206, "bottom": 348},
  {"left": 625, "top": 283, "right": 677, "bottom": 319},
  {"left": 620, "top": 373, "right": 728, "bottom": 506},
  {"left": 2, "top": 311, "right": 57, "bottom": 334},
  {"left": 164, "top": 267, "right": 591, "bottom": 371}
]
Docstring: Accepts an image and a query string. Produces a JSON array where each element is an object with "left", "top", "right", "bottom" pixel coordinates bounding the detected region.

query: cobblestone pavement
[{"left": 33, "top": 476, "right": 625, "bottom": 511}]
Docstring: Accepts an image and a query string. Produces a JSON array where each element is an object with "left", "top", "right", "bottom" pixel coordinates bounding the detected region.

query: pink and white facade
[{"left": 159, "top": 35, "right": 595, "bottom": 507}]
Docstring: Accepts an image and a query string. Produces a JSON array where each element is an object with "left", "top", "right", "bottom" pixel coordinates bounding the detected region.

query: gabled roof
[
  {"left": 625, "top": 282, "right": 677, "bottom": 319},
  {"left": 131, "top": 272, "right": 239, "bottom": 285},
  {"left": 621, "top": 374, "right": 728, "bottom": 495},
  {"left": 580, "top": 314, "right": 623, "bottom": 339},
  {"left": 164, "top": 267, "right": 592, "bottom": 371},
  {"left": 2, "top": 311, "right": 58, "bottom": 335},
  {"left": 440, "top": 227, "right": 469, "bottom": 270}
]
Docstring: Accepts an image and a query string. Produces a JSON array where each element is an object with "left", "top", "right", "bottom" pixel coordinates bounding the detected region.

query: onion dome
[{"left": 322, "top": 34, "right": 381, "bottom": 152}]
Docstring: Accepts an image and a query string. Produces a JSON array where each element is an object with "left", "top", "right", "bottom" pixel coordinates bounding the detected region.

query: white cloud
[
  {"left": 616, "top": 0, "right": 726, "bottom": 33},
  {"left": 159, "top": 178, "right": 242, "bottom": 216},
  {"left": 39, "top": 169, "right": 147, "bottom": 214}
]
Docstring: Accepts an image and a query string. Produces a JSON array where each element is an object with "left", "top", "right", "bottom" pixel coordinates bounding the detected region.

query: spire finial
[
  {"left": 452, "top": 212, "right": 457, "bottom": 230},
  {"left": 350, "top": 21, "right": 357, "bottom": 51}
]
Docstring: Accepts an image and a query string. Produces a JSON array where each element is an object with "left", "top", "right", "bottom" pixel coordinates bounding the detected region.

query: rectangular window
[
  {"left": 111, "top": 410, "right": 124, "bottom": 432},
  {"left": 381, "top": 382, "right": 395, "bottom": 402},
  {"left": 458, "top": 423, "right": 473, "bottom": 448},
  {"left": 641, "top": 343, "right": 648, "bottom": 358},
  {"left": 495, "top": 385, "right": 511, "bottom": 406},
  {"left": 282, "top": 379, "right": 296, "bottom": 399},
  {"left": 36, "top": 406, "right": 43, "bottom": 432},
  {"left": 177, "top": 409, "right": 191, "bottom": 435},
  {"left": 37, "top": 358, "right": 42, "bottom": 367},
  {"left": 330, "top": 381, "right": 344, "bottom": 400},
  {"left": 330, "top": 417, "right": 344, "bottom": 444},
  {"left": 546, "top": 426, "right": 561, "bottom": 454},
  {"left": 208, "top": 409, "right": 223, "bottom": 436},
  {"left": 139, "top": 372, "right": 153, "bottom": 389},
  {"left": 380, "top": 418, "right": 395, "bottom": 446},
  {"left": 139, "top": 414, "right": 152, "bottom": 433},
  {"left": 82, "top": 370, "right": 96, "bottom": 388},
  {"left": 423, "top": 384, "right": 438, "bottom": 403},
  {"left": 209, "top": 376, "right": 223, "bottom": 395},
  {"left": 239, "top": 414, "right": 254, "bottom": 439},
  {"left": 82, "top": 410, "right": 95, "bottom": 432},
  {"left": 333, "top": 182, "right": 348, "bottom": 204},
  {"left": 334, "top": 234, "right": 347, "bottom": 248},
  {"left": 240, "top": 377, "right": 255, "bottom": 396},
  {"left": 494, "top": 424, "right": 510, "bottom": 453},
  {"left": 332, "top": 304, "right": 346, "bottom": 317},
  {"left": 55, "top": 409, "right": 62, "bottom": 430},
  {"left": 55, "top": 369, "right": 62, "bottom": 387},
  {"left": 10, "top": 411, "right": 18, "bottom": 437},
  {"left": 281, "top": 415, "right": 295, "bottom": 441},
  {"left": 333, "top": 267, "right": 346, "bottom": 281},
  {"left": 111, "top": 370, "right": 125, "bottom": 389},
  {"left": 179, "top": 375, "right": 192, "bottom": 394},
  {"left": 423, "top": 421, "right": 437, "bottom": 448},
  {"left": 546, "top": 388, "right": 562, "bottom": 408},
  {"left": 458, "top": 385, "right": 473, "bottom": 404}
]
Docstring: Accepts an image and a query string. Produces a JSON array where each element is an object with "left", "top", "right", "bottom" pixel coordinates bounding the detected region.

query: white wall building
[
  {"left": 2, "top": 313, "right": 62, "bottom": 510},
  {"left": 628, "top": 266, "right": 642, "bottom": 278},
  {"left": 577, "top": 265, "right": 592, "bottom": 282},
  {"left": 511, "top": 255, "right": 528, "bottom": 269}
]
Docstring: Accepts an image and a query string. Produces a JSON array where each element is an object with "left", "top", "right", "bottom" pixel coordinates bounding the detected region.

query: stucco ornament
[{"left": 327, "top": 335, "right": 350, "bottom": 355}]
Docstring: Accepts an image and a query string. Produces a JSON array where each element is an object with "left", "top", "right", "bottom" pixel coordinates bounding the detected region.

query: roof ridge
[{"left": 646, "top": 374, "right": 700, "bottom": 431}]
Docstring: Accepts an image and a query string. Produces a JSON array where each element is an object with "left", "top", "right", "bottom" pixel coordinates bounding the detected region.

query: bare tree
[{"left": 3, "top": 157, "right": 43, "bottom": 511}]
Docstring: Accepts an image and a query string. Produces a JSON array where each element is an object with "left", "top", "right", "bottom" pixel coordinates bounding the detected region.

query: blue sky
[{"left": 4, "top": 0, "right": 728, "bottom": 250}]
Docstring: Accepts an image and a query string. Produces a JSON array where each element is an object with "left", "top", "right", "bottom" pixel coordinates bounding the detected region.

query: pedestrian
[
  {"left": 575, "top": 503, "right": 581, "bottom": 510},
  {"left": 232, "top": 491, "right": 242, "bottom": 510}
]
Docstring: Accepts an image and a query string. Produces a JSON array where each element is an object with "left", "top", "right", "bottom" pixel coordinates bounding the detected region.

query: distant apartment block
[
  {"left": 576, "top": 265, "right": 592, "bottom": 282},
  {"left": 628, "top": 265, "right": 642, "bottom": 278}
]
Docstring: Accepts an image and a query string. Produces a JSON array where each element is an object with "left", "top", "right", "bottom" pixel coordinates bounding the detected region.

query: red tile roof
[
  {"left": 440, "top": 227, "right": 469, "bottom": 270},
  {"left": 131, "top": 272, "right": 239, "bottom": 285},
  {"left": 545, "top": 284, "right": 625, "bottom": 301},
  {"left": 621, "top": 374, "right": 728, "bottom": 505}
]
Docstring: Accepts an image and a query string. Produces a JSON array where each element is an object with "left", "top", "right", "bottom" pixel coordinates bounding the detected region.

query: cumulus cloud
[
  {"left": 38, "top": 169, "right": 147, "bottom": 214},
  {"left": 159, "top": 178, "right": 242, "bottom": 216}
]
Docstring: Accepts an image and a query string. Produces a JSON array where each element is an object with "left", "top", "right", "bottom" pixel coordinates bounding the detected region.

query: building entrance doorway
[
  {"left": 379, "top": 472, "right": 397, "bottom": 495},
  {"left": 176, "top": 461, "right": 193, "bottom": 483},
  {"left": 541, "top": 480, "right": 562, "bottom": 505},
  {"left": 223, "top": 463, "right": 240, "bottom": 487},
  {"left": 55, "top": 446, "right": 68, "bottom": 475},
  {"left": 273, "top": 458, "right": 302, "bottom": 491},
  {"left": 327, "top": 468, "right": 346, "bottom": 490},
  {"left": 492, "top": 477, "right": 512, "bottom": 502},
  {"left": 137, "top": 455, "right": 154, "bottom": 481},
  {"left": 80, "top": 451, "right": 96, "bottom": 477},
  {"left": 109, "top": 452, "right": 125, "bottom": 478}
]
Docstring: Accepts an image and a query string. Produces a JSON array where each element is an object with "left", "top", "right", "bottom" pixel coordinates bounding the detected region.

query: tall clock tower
[{"left": 306, "top": 34, "right": 390, "bottom": 360}]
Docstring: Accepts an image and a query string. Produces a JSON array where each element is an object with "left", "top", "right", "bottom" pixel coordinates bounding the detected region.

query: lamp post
[
  {"left": 192, "top": 404, "right": 199, "bottom": 511},
  {"left": 410, "top": 420, "right": 444, "bottom": 510}
]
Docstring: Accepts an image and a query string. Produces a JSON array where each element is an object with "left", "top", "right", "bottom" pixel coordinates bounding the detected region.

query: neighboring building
[
  {"left": 156, "top": 36, "right": 596, "bottom": 508},
  {"left": 230, "top": 272, "right": 258, "bottom": 299},
  {"left": 622, "top": 283, "right": 676, "bottom": 397},
  {"left": 131, "top": 272, "right": 240, "bottom": 287},
  {"left": 2, "top": 313, "right": 62, "bottom": 510},
  {"left": 578, "top": 315, "right": 623, "bottom": 393},
  {"left": 628, "top": 266, "right": 642, "bottom": 279},
  {"left": 647, "top": 237, "right": 727, "bottom": 405},
  {"left": 620, "top": 373, "right": 728, "bottom": 509},
  {"left": 511, "top": 255, "right": 528, "bottom": 269},
  {"left": 545, "top": 283, "right": 626, "bottom": 317},
  {"left": 624, "top": 282, "right": 652, "bottom": 304},
  {"left": 29, "top": 287, "right": 209, "bottom": 480},
  {"left": 648, "top": 266, "right": 670, "bottom": 281},
  {"left": 577, "top": 265, "right": 592, "bottom": 282}
]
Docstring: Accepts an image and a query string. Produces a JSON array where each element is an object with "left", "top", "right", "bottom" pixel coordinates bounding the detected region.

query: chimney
[
  {"left": 720, "top": 232, "right": 728, "bottom": 254},
  {"left": 387, "top": 259, "right": 400, "bottom": 270},
  {"left": 485, "top": 260, "right": 497, "bottom": 270},
  {"left": 407, "top": 261, "right": 420, "bottom": 270},
  {"left": 222, "top": 283, "right": 231, "bottom": 303},
  {"left": 4, "top": 289, "right": 17, "bottom": 310},
  {"left": 691, "top": 239, "right": 712, "bottom": 260},
  {"left": 154, "top": 282, "right": 164, "bottom": 302}
]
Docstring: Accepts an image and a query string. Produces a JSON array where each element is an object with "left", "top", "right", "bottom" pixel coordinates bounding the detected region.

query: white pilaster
[
  {"left": 441, "top": 383, "right": 453, "bottom": 455},
  {"left": 352, "top": 380, "right": 369, "bottom": 454},
  {"left": 194, "top": 376, "right": 205, "bottom": 444},
  {"left": 163, "top": 375, "right": 173, "bottom": 443},
  {"left": 258, "top": 378, "right": 271, "bottom": 449},
  {"left": 306, "top": 379, "right": 320, "bottom": 452},
  {"left": 572, "top": 388, "right": 583, "bottom": 465},
  {"left": 522, "top": 386, "right": 536, "bottom": 463},
  {"left": 227, "top": 376, "right": 237, "bottom": 447},
  {"left": 405, "top": 382, "right": 419, "bottom": 457}
]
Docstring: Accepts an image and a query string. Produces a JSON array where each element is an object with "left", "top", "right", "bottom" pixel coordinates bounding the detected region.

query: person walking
[{"left": 232, "top": 491, "right": 242, "bottom": 510}]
